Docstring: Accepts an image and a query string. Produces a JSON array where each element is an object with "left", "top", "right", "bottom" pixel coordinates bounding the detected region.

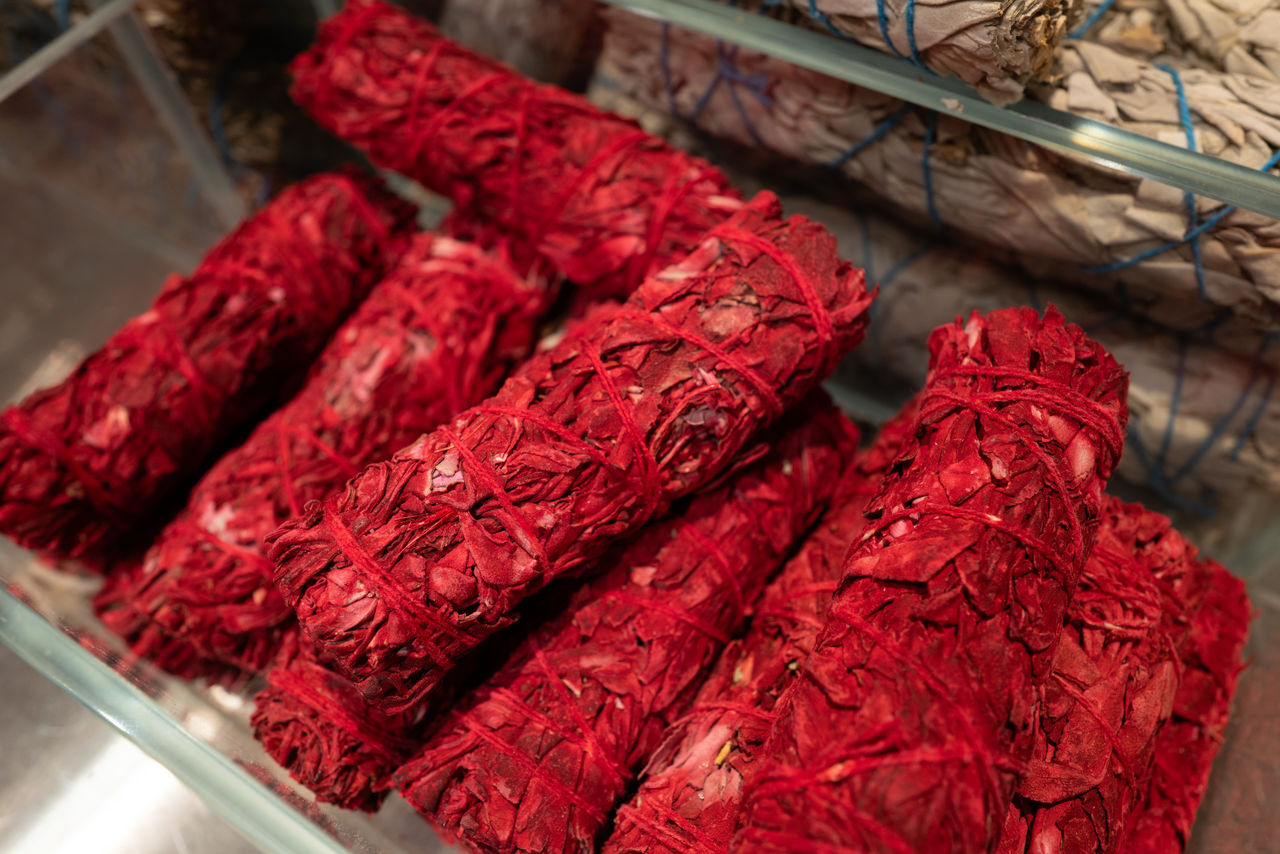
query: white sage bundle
[
  {"left": 783, "top": 0, "right": 1081, "bottom": 103},
  {"left": 597, "top": 10, "right": 1280, "bottom": 331},
  {"left": 1078, "top": 0, "right": 1280, "bottom": 83}
]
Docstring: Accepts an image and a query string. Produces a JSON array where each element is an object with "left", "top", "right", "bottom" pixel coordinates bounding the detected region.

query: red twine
[
  {"left": 737, "top": 307, "right": 1130, "bottom": 854},
  {"left": 288, "top": 0, "right": 744, "bottom": 297},
  {"left": 393, "top": 396, "right": 859, "bottom": 853},
  {"left": 0, "top": 171, "right": 415, "bottom": 570},
  {"left": 269, "top": 194, "right": 872, "bottom": 716}
]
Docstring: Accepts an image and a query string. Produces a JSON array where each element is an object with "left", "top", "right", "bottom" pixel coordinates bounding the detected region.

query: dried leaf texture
[
  {"left": 1121, "top": 557, "right": 1250, "bottom": 853},
  {"left": 269, "top": 193, "right": 872, "bottom": 715},
  {"left": 248, "top": 310, "right": 623, "bottom": 813},
  {"left": 289, "top": 0, "right": 743, "bottom": 298},
  {"left": 785, "top": 0, "right": 1079, "bottom": 104},
  {"left": 604, "top": 397, "right": 919, "bottom": 854},
  {"left": 996, "top": 497, "right": 1194, "bottom": 854},
  {"left": 737, "top": 307, "right": 1129, "bottom": 854},
  {"left": 94, "top": 234, "right": 549, "bottom": 675},
  {"left": 597, "top": 16, "right": 1280, "bottom": 330},
  {"left": 394, "top": 395, "right": 859, "bottom": 853},
  {"left": 251, "top": 633, "right": 425, "bottom": 812},
  {"left": 0, "top": 171, "right": 416, "bottom": 569}
]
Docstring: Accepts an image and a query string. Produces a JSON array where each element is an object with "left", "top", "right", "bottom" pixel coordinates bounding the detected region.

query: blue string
[
  {"left": 882, "top": 244, "right": 935, "bottom": 286},
  {"left": 1083, "top": 149, "right": 1280, "bottom": 277},
  {"left": 1230, "top": 369, "right": 1276, "bottom": 460},
  {"left": 661, "top": 24, "right": 771, "bottom": 146},
  {"left": 923, "top": 110, "right": 943, "bottom": 227},
  {"left": 660, "top": 23, "right": 681, "bottom": 119},
  {"left": 1070, "top": 0, "right": 1118, "bottom": 38},
  {"left": 1126, "top": 426, "right": 1218, "bottom": 516},
  {"left": 827, "top": 105, "right": 911, "bottom": 169},
  {"left": 874, "top": 0, "right": 907, "bottom": 60},
  {"left": 904, "top": 0, "right": 926, "bottom": 69},
  {"left": 1158, "top": 64, "right": 1208, "bottom": 300},
  {"left": 807, "top": 0, "right": 854, "bottom": 39},
  {"left": 54, "top": 0, "right": 71, "bottom": 31}
]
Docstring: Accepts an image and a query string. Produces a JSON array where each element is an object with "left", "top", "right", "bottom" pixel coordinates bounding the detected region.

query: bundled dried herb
[
  {"left": 394, "top": 394, "right": 859, "bottom": 852},
  {"left": 270, "top": 193, "right": 872, "bottom": 715},
  {"left": 1122, "top": 558, "right": 1250, "bottom": 853},
  {"left": 248, "top": 309, "right": 624, "bottom": 814},
  {"left": 0, "top": 171, "right": 415, "bottom": 570},
  {"left": 604, "top": 398, "right": 919, "bottom": 854},
  {"left": 251, "top": 633, "right": 428, "bottom": 812},
  {"left": 737, "top": 307, "right": 1129, "bottom": 853},
  {"left": 288, "top": 0, "right": 743, "bottom": 297},
  {"left": 93, "top": 232, "right": 549, "bottom": 675},
  {"left": 996, "top": 496, "right": 1192, "bottom": 854}
]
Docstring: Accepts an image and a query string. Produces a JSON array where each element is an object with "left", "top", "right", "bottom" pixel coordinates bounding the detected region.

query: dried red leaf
[
  {"left": 289, "top": 0, "right": 743, "bottom": 297},
  {"left": 250, "top": 632, "right": 427, "bottom": 812},
  {"left": 1121, "top": 558, "right": 1250, "bottom": 853},
  {"left": 738, "top": 307, "right": 1129, "bottom": 854},
  {"left": 93, "top": 233, "right": 549, "bottom": 675},
  {"left": 393, "top": 394, "right": 859, "bottom": 852},
  {"left": 995, "top": 497, "right": 1193, "bottom": 854},
  {"left": 604, "top": 397, "right": 920, "bottom": 854},
  {"left": 0, "top": 171, "right": 415, "bottom": 569},
  {"left": 270, "top": 193, "right": 872, "bottom": 716}
]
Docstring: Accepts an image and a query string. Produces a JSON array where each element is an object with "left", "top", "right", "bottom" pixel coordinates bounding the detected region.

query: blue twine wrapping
[
  {"left": 1070, "top": 0, "right": 1118, "bottom": 38},
  {"left": 54, "top": 0, "right": 70, "bottom": 31},
  {"left": 1231, "top": 368, "right": 1276, "bottom": 460},
  {"left": 828, "top": 105, "right": 911, "bottom": 169},
  {"left": 1083, "top": 148, "right": 1280, "bottom": 279},
  {"left": 923, "top": 110, "right": 944, "bottom": 227},
  {"left": 871, "top": 0, "right": 928, "bottom": 69},
  {"left": 1157, "top": 335, "right": 1189, "bottom": 466},
  {"left": 660, "top": 24, "right": 771, "bottom": 147},
  {"left": 806, "top": 0, "right": 853, "bottom": 38},
  {"left": 1157, "top": 64, "right": 1208, "bottom": 300}
]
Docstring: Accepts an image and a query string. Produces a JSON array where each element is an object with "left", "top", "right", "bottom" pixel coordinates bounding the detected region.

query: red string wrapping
[
  {"left": 994, "top": 496, "right": 1200, "bottom": 854},
  {"left": 736, "top": 307, "right": 1129, "bottom": 854},
  {"left": 246, "top": 308, "right": 623, "bottom": 814},
  {"left": 93, "top": 232, "right": 551, "bottom": 677},
  {"left": 392, "top": 394, "right": 859, "bottom": 853},
  {"left": 603, "top": 397, "right": 921, "bottom": 854},
  {"left": 288, "top": 0, "right": 744, "bottom": 297},
  {"left": 269, "top": 193, "right": 872, "bottom": 716},
  {"left": 1121, "top": 556, "right": 1250, "bottom": 853},
  {"left": 0, "top": 170, "right": 416, "bottom": 570}
]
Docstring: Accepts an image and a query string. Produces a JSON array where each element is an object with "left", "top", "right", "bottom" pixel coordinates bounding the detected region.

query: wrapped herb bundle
[
  {"left": 0, "top": 171, "right": 415, "bottom": 570},
  {"left": 1081, "top": 0, "right": 1280, "bottom": 83},
  {"left": 270, "top": 193, "right": 872, "bottom": 714},
  {"left": 248, "top": 309, "right": 625, "bottom": 813},
  {"left": 394, "top": 394, "right": 859, "bottom": 852},
  {"left": 778, "top": 195, "right": 1280, "bottom": 509},
  {"left": 289, "top": 0, "right": 743, "bottom": 298},
  {"left": 737, "top": 307, "right": 1128, "bottom": 853},
  {"left": 996, "top": 496, "right": 1192, "bottom": 854},
  {"left": 1123, "top": 557, "right": 1250, "bottom": 853},
  {"left": 597, "top": 15, "right": 1280, "bottom": 330},
  {"left": 251, "top": 633, "right": 428, "bottom": 812},
  {"left": 783, "top": 0, "right": 1078, "bottom": 104},
  {"left": 604, "top": 398, "right": 919, "bottom": 854},
  {"left": 94, "top": 232, "right": 550, "bottom": 675}
]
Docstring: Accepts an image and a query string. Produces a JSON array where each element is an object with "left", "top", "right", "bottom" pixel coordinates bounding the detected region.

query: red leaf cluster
[
  {"left": 738, "top": 307, "right": 1129, "bottom": 853},
  {"left": 289, "top": 0, "right": 743, "bottom": 297},
  {"left": 394, "top": 394, "right": 859, "bottom": 852},
  {"left": 269, "top": 194, "right": 871, "bottom": 716},
  {"left": 604, "top": 397, "right": 920, "bottom": 854},
  {"left": 94, "top": 233, "right": 549, "bottom": 675},
  {"left": 0, "top": 171, "right": 415, "bottom": 569}
]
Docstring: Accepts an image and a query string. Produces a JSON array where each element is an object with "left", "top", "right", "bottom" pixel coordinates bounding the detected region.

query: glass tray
[{"left": 1, "top": 3, "right": 1277, "bottom": 853}]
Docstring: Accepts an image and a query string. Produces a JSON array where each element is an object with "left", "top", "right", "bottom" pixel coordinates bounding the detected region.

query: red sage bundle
[
  {"left": 94, "top": 232, "right": 550, "bottom": 676},
  {"left": 269, "top": 193, "right": 872, "bottom": 715},
  {"left": 996, "top": 496, "right": 1189, "bottom": 854},
  {"left": 604, "top": 397, "right": 920, "bottom": 854},
  {"left": 1122, "top": 556, "right": 1249, "bottom": 853},
  {"left": 0, "top": 171, "right": 415, "bottom": 569},
  {"left": 393, "top": 394, "right": 859, "bottom": 852},
  {"left": 289, "top": 0, "right": 743, "bottom": 297},
  {"left": 738, "top": 307, "right": 1129, "bottom": 854},
  {"left": 249, "top": 309, "right": 626, "bottom": 814}
]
